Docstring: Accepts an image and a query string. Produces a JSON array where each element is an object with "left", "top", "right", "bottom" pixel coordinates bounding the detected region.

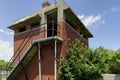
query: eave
[
  {"left": 8, "top": 15, "right": 41, "bottom": 30},
  {"left": 64, "top": 8, "right": 93, "bottom": 38}
]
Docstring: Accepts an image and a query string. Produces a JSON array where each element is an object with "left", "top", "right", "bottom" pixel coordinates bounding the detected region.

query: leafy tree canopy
[
  {"left": 59, "top": 39, "right": 120, "bottom": 80},
  {"left": 0, "top": 60, "right": 9, "bottom": 70}
]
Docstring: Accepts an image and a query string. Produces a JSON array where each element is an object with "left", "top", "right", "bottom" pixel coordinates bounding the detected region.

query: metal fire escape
[{"left": 5, "top": 21, "right": 62, "bottom": 80}]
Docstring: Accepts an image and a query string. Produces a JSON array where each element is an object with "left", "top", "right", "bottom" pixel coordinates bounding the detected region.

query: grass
[{"left": 0, "top": 74, "right": 6, "bottom": 80}]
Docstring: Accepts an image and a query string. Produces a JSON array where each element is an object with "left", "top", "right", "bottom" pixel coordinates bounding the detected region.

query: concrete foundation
[{"left": 97, "top": 74, "right": 120, "bottom": 80}]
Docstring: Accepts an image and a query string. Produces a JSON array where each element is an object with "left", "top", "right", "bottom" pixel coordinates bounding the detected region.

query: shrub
[
  {"left": 59, "top": 39, "right": 101, "bottom": 80},
  {"left": 59, "top": 39, "right": 120, "bottom": 80}
]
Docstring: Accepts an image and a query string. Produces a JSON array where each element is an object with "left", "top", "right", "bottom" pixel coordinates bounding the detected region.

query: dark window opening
[
  {"left": 46, "top": 10, "right": 57, "bottom": 37},
  {"left": 65, "top": 12, "right": 77, "bottom": 31},
  {"left": 65, "top": 19, "right": 76, "bottom": 29},
  {"left": 31, "top": 22, "right": 40, "bottom": 29},
  {"left": 83, "top": 35, "right": 87, "bottom": 39},
  {"left": 19, "top": 27, "right": 26, "bottom": 32}
]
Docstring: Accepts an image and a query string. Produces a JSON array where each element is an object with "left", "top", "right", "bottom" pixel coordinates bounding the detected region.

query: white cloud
[
  {"left": 78, "top": 5, "right": 120, "bottom": 28},
  {"left": 78, "top": 15, "right": 85, "bottom": 19},
  {"left": 0, "top": 28, "right": 14, "bottom": 35},
  {"left": 78, "top": 15, "right": 102, "bottom": 27},
  {"left": 0, "top": 39, "right": 13, "bottom": 61},
  {"left": 103, "top": 6, "right": 120, "bottom": 15}
]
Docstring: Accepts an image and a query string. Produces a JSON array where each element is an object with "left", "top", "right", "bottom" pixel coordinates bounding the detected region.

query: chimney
[{"left": 42, "top": 1, "right": 50, "bottom": 8}]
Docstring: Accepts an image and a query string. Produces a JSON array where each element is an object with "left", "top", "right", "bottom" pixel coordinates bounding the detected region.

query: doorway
[{"left": 46, "top": 10, "right": 57, "bottom": 37}]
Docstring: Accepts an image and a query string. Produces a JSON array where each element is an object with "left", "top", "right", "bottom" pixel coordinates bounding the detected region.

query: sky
[{"left": 0, "top": 0, "right": 120, "bottom": 61}]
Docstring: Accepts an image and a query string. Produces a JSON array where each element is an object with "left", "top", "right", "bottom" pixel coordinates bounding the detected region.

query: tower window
[
  {"left": 31, "top": 22, "right": 40, "bottom": 29},
  {"left": 19, "top": 27, "right": 26, "bottom": 32}
]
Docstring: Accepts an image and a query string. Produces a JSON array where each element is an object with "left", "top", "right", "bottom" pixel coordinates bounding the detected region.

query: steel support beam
[
  {"left": 37, "top": 43, "right": 42, "bottom": 80},
  {"left": 54, "top": 40, "right": 57, "bottom": 80}
]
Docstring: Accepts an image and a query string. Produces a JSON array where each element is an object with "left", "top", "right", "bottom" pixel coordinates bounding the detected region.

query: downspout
[
  {"left": 38, "top": 43, "right": 42, "bottom": 80},
  {"left": 54, "top": 40, "right": 57, "bottom": 80}
]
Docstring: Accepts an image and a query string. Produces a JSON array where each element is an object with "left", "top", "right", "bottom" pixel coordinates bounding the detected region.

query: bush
[
  {"left": 59, "top": 39, "right": 120, "bottom": 80},
  {"left": 59, "top": 39, "right": 101, "bottom": 80}
]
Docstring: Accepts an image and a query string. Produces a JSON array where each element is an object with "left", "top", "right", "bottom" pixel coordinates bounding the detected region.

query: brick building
[{"left": 6, "top": 0, "right": 93, "bottom": 80}]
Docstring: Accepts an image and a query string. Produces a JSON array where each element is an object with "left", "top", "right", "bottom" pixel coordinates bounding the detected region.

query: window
[
  {"left": 19, "top": 27, "right": 26, "bottom": 32},
  {"left": 31, "top": 22, "right": 40, "bottom": 29},
  {"left": 65, "top": 19, "right": 76, "bottom": 29}
]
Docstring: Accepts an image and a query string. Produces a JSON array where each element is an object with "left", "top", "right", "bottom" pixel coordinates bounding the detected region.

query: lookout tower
[{"left": 6, "top": 0, "right": 93, "bottom": 80}]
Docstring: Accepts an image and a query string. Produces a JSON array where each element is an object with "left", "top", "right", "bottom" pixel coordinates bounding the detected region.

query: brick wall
[
  {"left": 13, "top": 21, "right": 89, "bottom": 80},
  {"left": 14, "top": 27, "right": 45, "bottom": 66}
]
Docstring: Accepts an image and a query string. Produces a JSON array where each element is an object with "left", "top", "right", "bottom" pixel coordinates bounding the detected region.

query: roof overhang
[
  {"left": 8, "top": 15, "right": 41, "bottom": 30},
  {"left": 64, "top": 8, "right": 93, "bottom": 38}
]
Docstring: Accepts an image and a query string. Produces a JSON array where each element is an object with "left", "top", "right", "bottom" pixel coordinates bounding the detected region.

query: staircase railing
[{"left": 5, "top": 21, "right": 61, "bottom": 79}]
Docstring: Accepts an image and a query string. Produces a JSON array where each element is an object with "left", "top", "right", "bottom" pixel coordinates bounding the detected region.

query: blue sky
[{"left": 0, "top": 0, "right": 120, "bottom": 61}]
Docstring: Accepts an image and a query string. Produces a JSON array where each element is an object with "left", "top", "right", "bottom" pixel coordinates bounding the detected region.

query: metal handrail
[{"left": 5, "top": 20, "right": 61, "bottom": 78}]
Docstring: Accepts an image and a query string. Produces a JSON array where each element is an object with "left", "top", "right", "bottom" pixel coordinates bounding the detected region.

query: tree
[
  {"left": 0, "top": 60, "right": 8, "bottom": 70},
  {"left": 59, "top": 39, "right": 101, "bottom": 80},
  {"left": 91, "top": 47, "right": 113, "bottom": 73},
  {"left": 59, "top": 39, "right": 120, "bottom": 80},
  {"left": 0, "top": 59, "right": 13, "bottom": 71},
  {"left": 109, "top": 49, "right": 120, "bottom": 74}
]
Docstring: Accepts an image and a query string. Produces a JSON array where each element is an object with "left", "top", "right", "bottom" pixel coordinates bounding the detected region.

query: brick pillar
[
  {"left": 14, "top": 27, "right": 19, "bottom": 34},
  {"left": 26, "top": 24, "right": 31, "bottom": 30}
]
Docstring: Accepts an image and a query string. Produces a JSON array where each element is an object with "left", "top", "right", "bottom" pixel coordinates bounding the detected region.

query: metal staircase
[{"left": 5, "top": 21, "right": 62, "bottom": 80}]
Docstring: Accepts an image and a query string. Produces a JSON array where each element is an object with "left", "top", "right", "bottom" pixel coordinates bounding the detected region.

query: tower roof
[{"left": 8, "top": 0, "right": 93, "bottom": 37}]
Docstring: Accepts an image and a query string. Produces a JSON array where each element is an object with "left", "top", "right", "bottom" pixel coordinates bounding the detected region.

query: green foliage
[
  {"left": 0, "top": 74, "right": 6, "bottom": 80},
  {"left": 90, "top": 47, "right": 113, "bottom": 73},
  {"left": 92, "top": 47, "right": 120, "bottom": 74},
  {"left": 0, "top": 60, "right": 9, "bottom": 70},
  {"left": 109, "top": 49, "right": 120, "bottom": 74},
  {"left": 59, "top": 39, "right": 101, "bottom": 80},
  {"left": 59, "top": 39, "right": 120, "bottom": 80},
  {"left": 0, "top": 60, "right": 13, "bottom": 70}
]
